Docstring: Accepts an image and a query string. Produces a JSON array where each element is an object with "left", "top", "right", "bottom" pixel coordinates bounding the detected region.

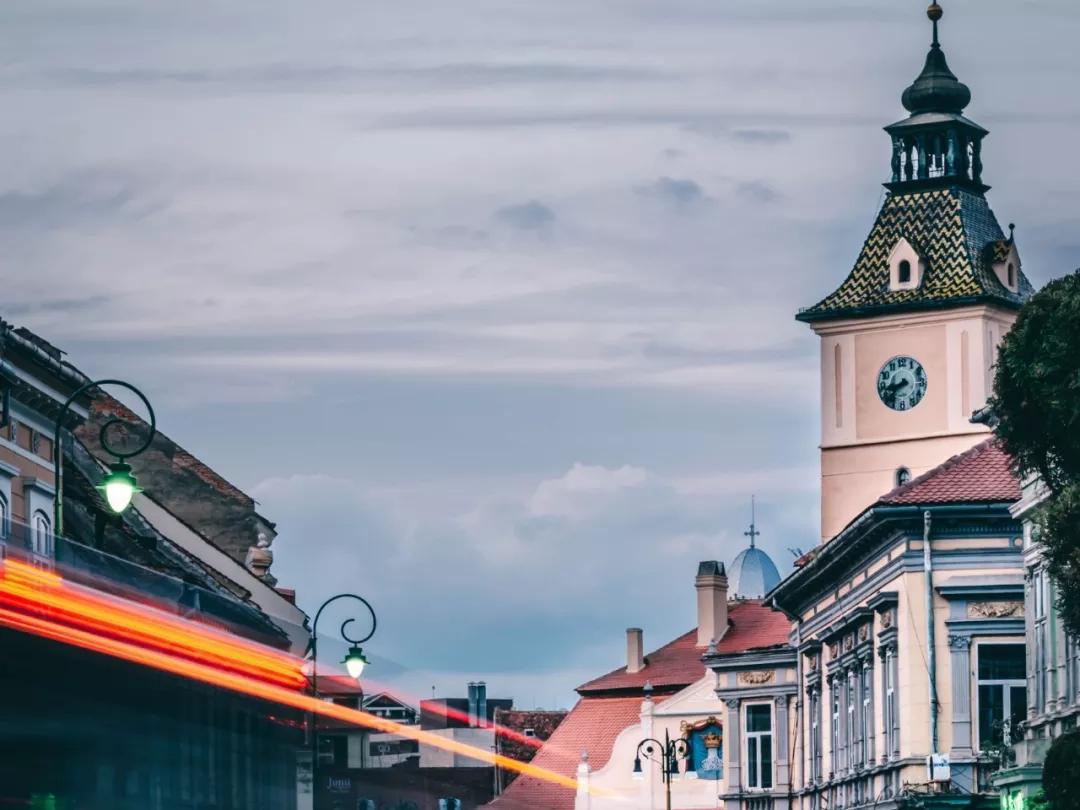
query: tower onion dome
[
  {"left": 729, "top": 546, "right": 781, "bottom": 600},
  {"left": 901, "top": 2, "right": 971, "bottom": 115}
]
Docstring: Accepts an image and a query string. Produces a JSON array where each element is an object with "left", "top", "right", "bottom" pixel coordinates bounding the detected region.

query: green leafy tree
[
  {"left": 991, "top": 269, "right": 1080, "bottom": 635},
  {"left": 1042, "top": 731, "right": 1080, "bottom": 810}
]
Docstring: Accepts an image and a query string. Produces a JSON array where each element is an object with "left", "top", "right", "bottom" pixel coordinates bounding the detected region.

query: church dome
[{"left": 729, "top": 546, "right": 781, "bottom": 599}]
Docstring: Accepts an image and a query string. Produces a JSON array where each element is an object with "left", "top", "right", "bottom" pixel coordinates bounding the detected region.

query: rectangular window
[
  {"left": 810, "top": 689, "right": 822, "bottom": 781},
  {"left": 846, "top": 671, "right": 857, "bottom": 769},
  {"left": 884, "top": 648, "right": 898, "bottom": 757},
  {"left": 861, "top": 665, "right": 873, "bottom": 764},
  {"left": 746, "top": 704, "right": 773, "bottom": 790},
  {"left": 977, "top": 644, "right": 1027, "bottom": 750},
  {"left": 831, "top": 681, "right": 840, "bottom": 774}
]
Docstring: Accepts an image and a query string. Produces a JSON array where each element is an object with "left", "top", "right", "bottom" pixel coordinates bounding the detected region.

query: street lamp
[
  {"left": 53, "top": 379, "right": 157, "bottom": 538},
  {"left": 632, "top": 729, "right": 689, "bottom": 810},
  {"left": 308, "top": 593, "right": 377, "bottom": 804}
]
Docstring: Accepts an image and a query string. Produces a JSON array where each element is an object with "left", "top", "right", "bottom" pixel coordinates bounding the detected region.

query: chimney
[
  {"left": 476, "top": 681, "right": 488, "bottom": 728},
  {"left": 696, "top": 561, "right": 729, "bottom": 647},
  {"left": 626, "top": 628, "right": 645, "bottom": 673},
  {"left": 467, "top": 682, "right": 478, "bottom": 727}
]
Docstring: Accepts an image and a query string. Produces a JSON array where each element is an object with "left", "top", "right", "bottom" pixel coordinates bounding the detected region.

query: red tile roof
[
  {"left": 490, "top": 695, "right": 652, "bottom": 810},
  {"left": 877, "top": 438, "right": 1020, "bottom": 507},
  {"left": 577, "top": 601, "right": 791, "bottom": 694}
]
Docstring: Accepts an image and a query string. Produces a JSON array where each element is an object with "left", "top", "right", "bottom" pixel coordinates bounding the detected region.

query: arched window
[
  {"left": 895, "top": 467, "right": 912, "bottom": 487},
  {"left": 0, "top": 493, "right": 7, "bottom": 539},
  {"left": 898, "top": 260, "right": 912, "bottom": 284},
  {"left": 32, "top": 510, "right": 52, "bottom": 557},
  {"left": 1007, "top": 263, "right": 1015, "bottom": 288}
]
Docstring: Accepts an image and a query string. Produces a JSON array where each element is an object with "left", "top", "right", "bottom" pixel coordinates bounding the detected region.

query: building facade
[{"left": 0, "top": 319, "right": 309, "bottom": 809}]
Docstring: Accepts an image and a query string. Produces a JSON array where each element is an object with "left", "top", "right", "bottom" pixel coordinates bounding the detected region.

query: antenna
[{"left": 744, "top": 496, "right": 761, "bottom": 549}]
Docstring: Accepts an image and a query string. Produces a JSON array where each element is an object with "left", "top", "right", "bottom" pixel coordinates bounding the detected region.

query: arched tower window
[
  {"left": 1007, "top": 263, "right": 1015, "bottom": 288},
  {"left": 898, "top": 260, "right": 912, "bottom": 284},
  {"left": 895, "top": 467, "right": 912, "bottom": 487}
]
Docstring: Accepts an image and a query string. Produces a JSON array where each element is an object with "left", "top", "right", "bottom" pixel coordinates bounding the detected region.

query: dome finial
[
  {"left": 928, "top": 1, "right": 943, "bottom": 46},
  {"left": 901, "top": 1, "right": 971, "bottom": 115}
]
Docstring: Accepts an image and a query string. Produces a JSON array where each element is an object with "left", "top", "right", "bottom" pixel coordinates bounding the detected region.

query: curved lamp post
[
  {"left": 53, "top": 379, "right": 157, "bottom": 538},
  {"left": 309, "top": 593, "right": 377, "bottom": 801},
  {"left": 632, "top": 729, "right": 689, "bottom": 810}
]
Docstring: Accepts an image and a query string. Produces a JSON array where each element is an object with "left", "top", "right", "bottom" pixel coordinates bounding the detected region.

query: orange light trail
[{"left": 0, "top": 559, "right": 596, "bottom": 796}]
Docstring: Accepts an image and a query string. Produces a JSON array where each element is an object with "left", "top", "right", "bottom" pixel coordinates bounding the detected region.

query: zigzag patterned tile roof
[{"left": 798, "top": 187, "right": 1033, "bottom": 322}]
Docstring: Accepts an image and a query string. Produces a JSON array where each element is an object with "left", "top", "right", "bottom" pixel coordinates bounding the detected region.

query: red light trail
[{"left": 0, "top": 559, "right": 596, "bottom": 795}]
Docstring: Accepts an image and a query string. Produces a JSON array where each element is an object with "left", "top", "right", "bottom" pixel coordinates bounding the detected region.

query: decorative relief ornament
[
  {"left": 725, "top": 698, "right": 741, "bottom": 709},
  {"left": 947, "top": 634, "right": 971, "bottom": 650},
  {"left": 968, "top": 601, "right": 1024, "bottom": 619},
  {"left": 738, "top": 670, "right": 775, "bottom": 686},
  {"left": 808, "top": 655, "right": 820, "bottom": 672},
  {"left": 858, "top": 624, "right": 870, "bottom": 642},
  {"left": 681, "top": 716, "right": 722, "bottom": 734},
  {"left": 881, "top": 610, "right": 893, "bottom": 629},
  {"left": 843, "top": 634, "right": 854, "bottom": 652},
  {"left": 775, "top": 695, "right": 788, "bottom": 708},
  {"left": 30, "top": 430, "right": 40, "bottom": 453},
  {"left": 829, "top": 642, "right": 840, "bottom": 658}
]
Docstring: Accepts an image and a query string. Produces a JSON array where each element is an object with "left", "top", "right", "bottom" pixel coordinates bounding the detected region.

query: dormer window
[
  {"left": 990, "top": 241, "right": 1021, "bottom": 293},
  {"left": 1007, "top": 263, "right": 1015, "bottom": 287},
  {"left": 888, "top": 238, "right": 925, "bottom": 291}
]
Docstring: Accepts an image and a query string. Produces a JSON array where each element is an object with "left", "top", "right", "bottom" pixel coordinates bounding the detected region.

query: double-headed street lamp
[
  {"left": 53, "top": 379, "right": 157, "bottom": 537},
  {"left": 308, "top": 593, "right": 377, "bottom": 801},
  {"left": 632, "top": 728, "right": 689, "bottom": 810}
]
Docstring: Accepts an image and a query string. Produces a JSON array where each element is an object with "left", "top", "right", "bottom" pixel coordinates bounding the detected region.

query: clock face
[{"left": 877, "top": 355, "right": 928, "bottom": 411}]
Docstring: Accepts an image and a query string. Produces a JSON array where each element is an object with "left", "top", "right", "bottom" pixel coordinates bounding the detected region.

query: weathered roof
[
  {"left": 489, "top": 695, "right": 650, "bottom": 810},
  {"left": 577, "top": 601, "right": 791, "bottom": 694},
  {"left": 877, "top": 437, "right": 1019, "bottom": 506},
  {"left": 798, "top": 187, "right": 1033, "bottom": 322}
]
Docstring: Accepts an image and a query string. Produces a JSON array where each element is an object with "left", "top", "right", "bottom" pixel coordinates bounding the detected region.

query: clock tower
[{"left": 798, "top": 2, "right": 1033, "bottom": 541}]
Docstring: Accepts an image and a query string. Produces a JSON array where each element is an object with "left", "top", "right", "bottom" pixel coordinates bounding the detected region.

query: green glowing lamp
[
  {"left": 343, "top": 644, "right": 369, "bottom": 680},
  {"left": 97, "top": 461, "right": 141, "bottom": 514}
]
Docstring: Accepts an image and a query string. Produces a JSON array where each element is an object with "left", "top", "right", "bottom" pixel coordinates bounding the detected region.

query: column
[
  {"left": 725, "top": 698, "right": 742, "bottom": 810},
  {"left": 948, "top": 634, "right": 973, "bottom": 757}
]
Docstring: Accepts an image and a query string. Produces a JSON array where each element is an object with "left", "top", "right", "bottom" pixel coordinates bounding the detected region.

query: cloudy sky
[{"left": 4, "top": 0, "right": 1079, "bottom": 708}]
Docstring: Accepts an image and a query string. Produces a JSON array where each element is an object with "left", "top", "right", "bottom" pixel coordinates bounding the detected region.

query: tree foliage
[
  {"left": 1043, "top": 731, "right": 1080, "bottom": 810},
  {"left": 991, "top": 269, "right": 1080, "bottom": 636}
]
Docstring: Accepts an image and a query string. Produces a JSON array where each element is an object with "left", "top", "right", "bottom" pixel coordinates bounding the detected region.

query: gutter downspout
[{"left": 923, "top": 510, "right": 939, "bottom": 755}]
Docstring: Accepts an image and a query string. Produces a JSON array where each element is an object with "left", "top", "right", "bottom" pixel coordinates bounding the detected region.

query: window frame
[
  {"left": 31, "top": 509, "right": 52, "bottom": 557},
  {"left": 975, "top": 643, "right": 1027, "bottom": 751},
  {"left": 898, "top": 260, "right": 912, "bottom": 285},
  {"left": 884, "top": 647, "right": 898, "bottom": 758},
  {"left": 744, "top": 702, "right": 774, "bottom": 791}
]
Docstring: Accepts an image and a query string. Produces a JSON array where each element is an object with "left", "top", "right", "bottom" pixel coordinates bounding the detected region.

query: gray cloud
[
  {"left": 736, "top": 180, "right": 782, "bottom": 204},
  {"left": 637, "top": 177, "right": 709, "bottom": 206},
  {"left": 493, "top": 200, "right": 556, "bottom": 231}
]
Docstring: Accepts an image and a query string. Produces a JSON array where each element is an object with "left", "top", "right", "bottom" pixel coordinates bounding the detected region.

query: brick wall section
[{"left": 493, "top": 709, "right": 567, "bottom": 789}]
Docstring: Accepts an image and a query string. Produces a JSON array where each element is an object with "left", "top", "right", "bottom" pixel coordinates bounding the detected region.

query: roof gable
[{"left": 798, "top": 187, "right": 1033, "bottom": 322}]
